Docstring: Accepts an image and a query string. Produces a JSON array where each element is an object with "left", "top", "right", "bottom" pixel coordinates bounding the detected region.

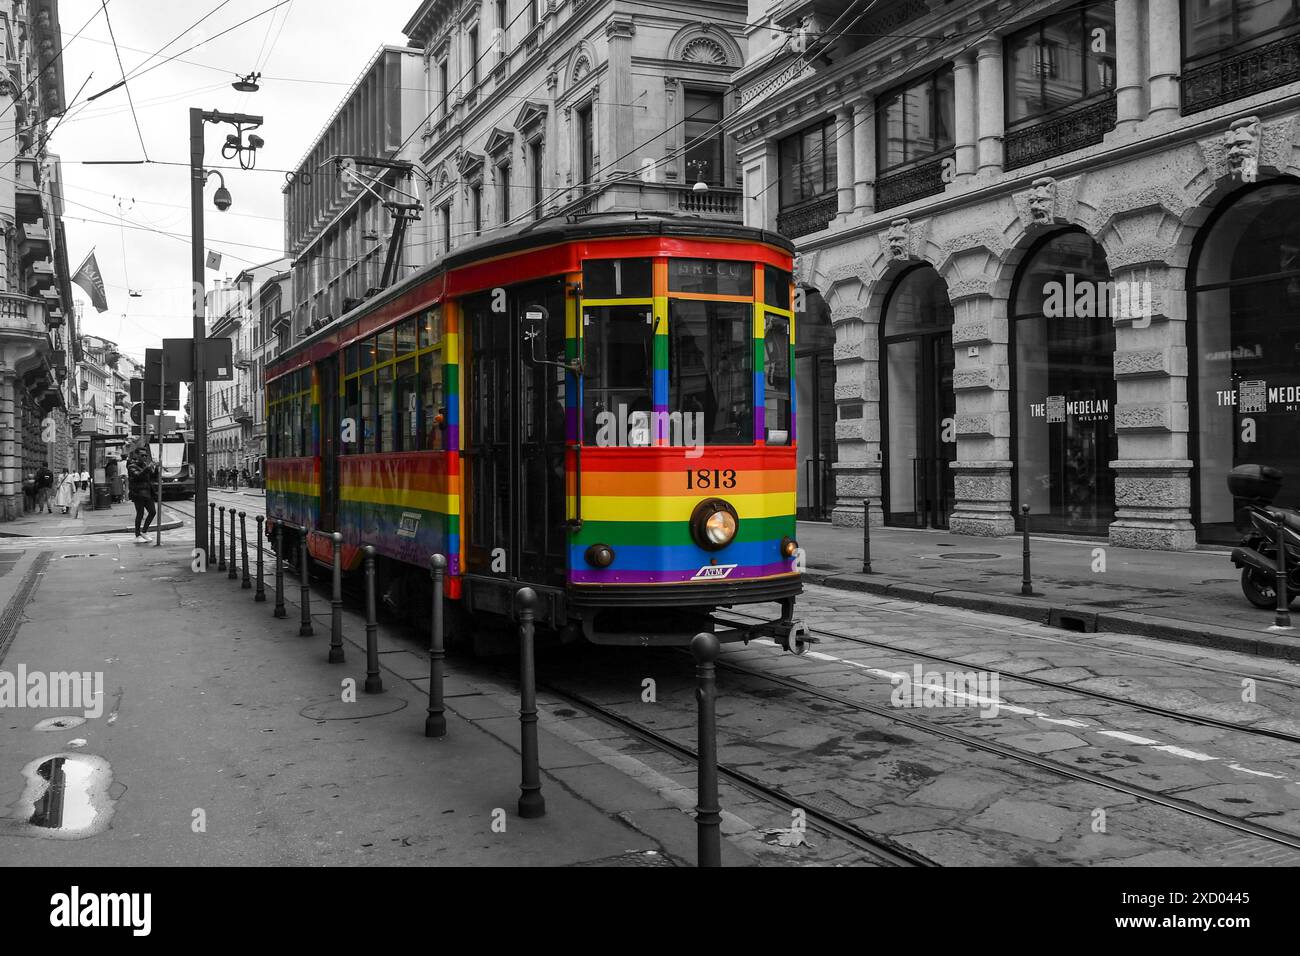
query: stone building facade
[{"left": 732, "top": 0, "right": 1300, "bottom": 548}]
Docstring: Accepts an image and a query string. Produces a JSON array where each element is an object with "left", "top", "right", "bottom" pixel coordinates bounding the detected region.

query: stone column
[
  {"left": 830, "top": 294, "right": 883, "bottom": 528},
  {"left": 949, "top": 285, "right": 1015, "bottom": 536},
  {"left": 1114, "top": 0, "right": 1147, "bottom": 132},
  {"left": 852, "top": 99, "right": 875, "bottom": 216},
  {"left": 0, "top": 367, "right": 17, "bottom": 520},
  {"left": 952, "top": 52, "right": 978, "bottom": 181},
  {"left": 1109, "top": 260, "right": 1195, "bottom": 550},
  {"left": 976, "top": 38, "right": 1004, "bottom": 179},
  {"left": 663, "top": 78, "right": 680, "bottom": 183},
  {"left": 1147, "top": 0, "right": 1181, "bottom": 122},
  {"left": 605, "top": 17, "right": 636, "bottom": 176},
  {"left": 834, "top": 105, "right": 855, "bottom": 223},
  {"left": 740, "top": 139, "right": 778, "bottom": 231}
]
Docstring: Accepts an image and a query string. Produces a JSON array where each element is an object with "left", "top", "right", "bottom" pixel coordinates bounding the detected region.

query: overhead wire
[{"left": 99, "top": 0, "right": 150, "bottom": 160}]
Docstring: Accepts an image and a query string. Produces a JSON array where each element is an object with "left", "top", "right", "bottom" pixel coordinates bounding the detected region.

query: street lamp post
[{"left": 190, "top": 107, "right": 263, "bottom": 566}]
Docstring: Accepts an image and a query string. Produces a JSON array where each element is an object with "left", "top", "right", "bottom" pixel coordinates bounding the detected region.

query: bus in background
[{"left": 148, "top": 431, "right": 196, "bottom": 500}]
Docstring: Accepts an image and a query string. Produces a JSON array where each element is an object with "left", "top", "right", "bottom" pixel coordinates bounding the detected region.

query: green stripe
[{"left": 574, "top": 515, "right": 793, "bottom": 547}]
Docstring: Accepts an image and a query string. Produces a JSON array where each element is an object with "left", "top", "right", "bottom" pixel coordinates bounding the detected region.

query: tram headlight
[
  {"left": 780, "top": 536, "right": 798, "bottom": 558},
  {"left": 585, "top": 543, "right": 615, "bottom": 568},
  {"left": 691, "top": 499, "right": 739, "bottom": 551}
]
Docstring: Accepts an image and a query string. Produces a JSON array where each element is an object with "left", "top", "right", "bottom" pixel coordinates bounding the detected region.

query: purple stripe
[
  {"left": 570, "top": 561, "right": 794, "bottom": 585},
  {"left": 566, "top": 405, "right": 580, "bottom": 443}
]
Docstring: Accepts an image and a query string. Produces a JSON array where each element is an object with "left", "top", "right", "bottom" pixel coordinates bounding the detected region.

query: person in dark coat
[
  {"left": 35, "top": 463, "right": 54, "bottom": 513},
  {"left": 126, "top": 446, "right": 159, "bottom": 542}
]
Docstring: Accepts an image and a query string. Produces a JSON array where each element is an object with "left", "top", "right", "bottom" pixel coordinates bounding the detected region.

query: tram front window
[
  {"left": 669, "top": 300, "right": 753, "bottom": 445},
  {"left": 582, "top": 305, "right": 654, "bottom": 444}
]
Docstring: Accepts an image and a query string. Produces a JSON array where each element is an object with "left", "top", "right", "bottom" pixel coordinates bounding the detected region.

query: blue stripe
[{"left": 568, "top": 539, "right": 782, "bottom": 572}]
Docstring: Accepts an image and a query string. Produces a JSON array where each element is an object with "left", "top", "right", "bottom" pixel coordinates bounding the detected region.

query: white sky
[{"left": 53, "top": 0, "right": 418, "bottom": 365}]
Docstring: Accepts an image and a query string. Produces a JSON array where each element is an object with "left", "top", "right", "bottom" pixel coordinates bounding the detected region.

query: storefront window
[
  {"left": 1193, "top": 182, "right": 1300, "bottom": 542},
  {"left": 1012, "top": 231, "right": 1117, "bottom": 535}
]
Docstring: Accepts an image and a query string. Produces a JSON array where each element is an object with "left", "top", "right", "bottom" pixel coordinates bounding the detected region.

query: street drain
[
  {"left": 799, "top": 790, "right": 868, "bottom": 818},
  {"left": 34, "top": 716, "right": 86, "bottom": 731},
  {"left": 937, "top": 552, "right": 1003, "bottom": 561},
  {"left": 5, "top": 753, "right": 116, "bottom": 839},
  {"left": 61, "top": 554, "right": 101, "bottom": 559}
]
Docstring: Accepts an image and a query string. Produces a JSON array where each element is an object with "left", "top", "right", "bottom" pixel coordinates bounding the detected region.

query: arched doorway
[
  {"left": 1011, "top": 230, "right": 1117, "bottom": 535},
  {"left": 881, "top": 265, "right": 955, "bottom": 528},
  {"left": 1191, "top": 180, "right": 1300, "bottom": 543},
  {"left": 795, "top": 287, "right": 835, "bottom": 519}
]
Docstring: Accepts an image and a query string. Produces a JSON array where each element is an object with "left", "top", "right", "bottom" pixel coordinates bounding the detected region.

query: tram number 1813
[{"left": 685, "top": 469, "right": 737, "bottom": 490}]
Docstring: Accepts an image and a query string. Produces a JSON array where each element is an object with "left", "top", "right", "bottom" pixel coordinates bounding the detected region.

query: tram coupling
[{"left": 714, "top": 603, "right": 816, "bottom": 656}]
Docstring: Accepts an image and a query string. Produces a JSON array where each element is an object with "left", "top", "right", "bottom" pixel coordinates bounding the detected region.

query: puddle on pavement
[
  {"left": 33, "top": 716, "right": 86, "bottom": 731},
  {"left": 3, "top": 753, "right": 116, "bottom": 839}
]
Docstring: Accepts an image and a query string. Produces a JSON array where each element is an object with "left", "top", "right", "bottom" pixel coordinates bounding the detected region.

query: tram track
[{"left": 718, "top": 608, "right": 1300, "bottom": 745}]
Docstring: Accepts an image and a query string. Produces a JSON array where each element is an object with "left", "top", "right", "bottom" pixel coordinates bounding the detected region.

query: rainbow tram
[{"left": 264, "top": 213, "right": 808, "bottom": 652}]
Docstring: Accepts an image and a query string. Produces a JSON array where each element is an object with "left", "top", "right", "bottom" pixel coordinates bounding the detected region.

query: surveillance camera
[
  {"left": 247, "top": 134, "right": 265, "bottom": 150},
  {"left": 213, "top": 186, "right": 233, "bottom": 212}
]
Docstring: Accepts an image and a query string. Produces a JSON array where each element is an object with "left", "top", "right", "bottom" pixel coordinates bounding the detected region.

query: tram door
[
  {"left": 317, "top": 357, "right": 340, "bottom": 531},
  {"left": 464, "top": 278, "right": 568, "bottom": 588}
]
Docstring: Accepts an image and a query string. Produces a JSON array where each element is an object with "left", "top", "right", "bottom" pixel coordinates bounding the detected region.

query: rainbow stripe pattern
[
  {"left": 266, "top": 457, "right": 320, "bottom": 531},
  {"left": 569, "top": 446, "right": 797, "bottom": 585}
]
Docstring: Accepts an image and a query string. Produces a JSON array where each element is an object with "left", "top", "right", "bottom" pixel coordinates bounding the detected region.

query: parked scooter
[{"left": 1227, "top": 464, "right": 1300, "bottom": 609}]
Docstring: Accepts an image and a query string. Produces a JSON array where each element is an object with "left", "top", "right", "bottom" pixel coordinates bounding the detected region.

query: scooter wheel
[{"left": 1241, "top": 567, "right": 1278, "bottom": 609}]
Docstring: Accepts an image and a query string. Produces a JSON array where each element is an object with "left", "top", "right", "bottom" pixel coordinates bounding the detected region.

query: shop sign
[
  {"left": 1215, "top": 381, "right": 1300, "bottom": 410},
  {"left": 1028, "top": 395, "right": 1110, "bottom": 423}
]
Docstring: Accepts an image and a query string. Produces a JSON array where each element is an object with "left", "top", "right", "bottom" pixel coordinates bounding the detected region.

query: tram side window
[
  {"left": 360, "top": 370, "right": 375, "bottom": 454},
  {"left": 582, "top": 305, "right": 654, "bottom": 444},
  {"left": 419, "top": 307, "right": 442, "bottom": 349},
  {"left": 764, "top": 314, "right": 791, "bottom": 444},
  {"left": 669, "top": 300, "right": 753, "bottom": 445},
  {"left": 396, "top": 358, "right": 418, "bottom": 451},
  {"left": 376, "top": 364, "right": 393, "bottom": 454},
  {"left": 299, "top": 382, "right": 312, "bottom": 457},
  {"left": 420, "top": 356, "right": 443, "bottom": 450},
  {"left": 765, "top": 267, "right": 792, "bottom": 311},
  {"left": 396, "top": 318, "right": 418, "bottom": 356},
  {"left": 342, "top": 377, "right": 360, "bottom": 455}
]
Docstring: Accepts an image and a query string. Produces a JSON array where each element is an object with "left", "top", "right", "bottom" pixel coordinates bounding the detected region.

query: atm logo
[{"left": 692, "top": 564, "right": 737, "bottom": 580}]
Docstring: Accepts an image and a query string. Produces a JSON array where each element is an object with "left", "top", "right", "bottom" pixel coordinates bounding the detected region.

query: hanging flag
[
  {"left": 221, "top": 391, "right": 229, "bottom": 413},
  {"left": 72, "top": 250, "right": 109, "bottom": 312},
  {"left": 86, "top": 395, "right": 96, "bottom": 416},
  {"left": 206, "top": 250, "right": 222, "bottom": 271}
]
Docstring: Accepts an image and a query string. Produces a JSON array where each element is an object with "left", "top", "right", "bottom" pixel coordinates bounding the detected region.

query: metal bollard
[
  {"left": 862, "top": 497, "right": 873, "bottom": 574},
  {"left": 1021, "top": 504, "right": 1033, "bottom": 596},
  {"left": 425, "top": 553, "right": 448, "bottom": 738},
  {"left": 272, "top": 522, "right": 287, "bottom": 619},
  {"left": 692, "top": 631, "right": 722, "bottom": 867},
  {"left": 362, "top": 545, "right": 382, "bottom": 692},
  {"left": 228, "top": 513, "right": 238, "bottom": 581},
  {"left": 515, "top": 587, "right": 545, "bottom": 818},
  {"left": 208, "top": 502, "right": 216, "bottom": 567},
  {"left": 298, "top": 530, "right": 314, "bottom": 636},
  {"left": 329, "top": 532, "right": 345, "bottom": 663},
  {"left": 254, "top": 515, "right": 266, "bottom": 602},
  {"left": 1276, "top": 513, "right": 1292, "bottom": 630},
  {"left": 217, "top": 507, "right": 227, "bottom": 571},
  {"left": 239, "top": 512, "right": 251, "bottom": 589}
]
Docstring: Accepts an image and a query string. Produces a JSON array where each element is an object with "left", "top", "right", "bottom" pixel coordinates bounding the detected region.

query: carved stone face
[
  {"left": 1226, "top": 126, "right": 1257, "bottom": 176},
  {"left": 1028, "top": 181, "right": 1056, "bottom": 223},
  {"left": 886, "top": 220, "right": 910, "bottom": 260}
]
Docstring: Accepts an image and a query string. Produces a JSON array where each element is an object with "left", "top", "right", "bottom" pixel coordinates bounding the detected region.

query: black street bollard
[
  {"left": 329, "top": 532, "right": 345, "bottom": 663},
  {"left": 217, "top": 507, "right": 227, "bottom": 571},
  {"left": 425, "top": 553, "right": 448, "bottom": 738},
  {"left": 1021, "top": 504, "right": 1033, "bottom": 596},
  {"left": 862, "top": 497, "right": 873, "bottom": 574},
  {"left": 362, "top": 545, "right": 382, "bottom": 692},
  {"left": 298, "top": 530, "right": 314, "bottom": 636},
  {"left": 228, "top": 513, "right": 238, "bottom": 581},
  {"left": 1276, "top": 513, "right": 1292, "bottom": 630},
  {"left": 254, "top": 515, "right": 266, "bottom": 602},
  {"left": 515, "top": 587, "right": 545, "bottom": 818},
  {"left": 692, "top": 631, "right": 722, "bottom": 868},
  {"left": 239, "top": 512, "right": 251, "bottom": 589},
  {"left": 208, "top": 502, "right": 216, "bottom": 567},
  {"left": 273, "top": 522, "right": 287, "bottom": 619}
]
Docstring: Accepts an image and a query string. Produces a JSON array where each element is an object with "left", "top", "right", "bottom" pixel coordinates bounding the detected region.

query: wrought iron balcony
[
  {"left": 1182, "top": 30, "right": 1300, "bottom": 115},
  {"left": 1005, "top": 96, "right": 1117, "bottom": 171},
  {"left": 777, "top": 193, "right": 836, "bottom": 240},
  {"left": 876, "top": 156, "right": 949, "bottom": 212}
]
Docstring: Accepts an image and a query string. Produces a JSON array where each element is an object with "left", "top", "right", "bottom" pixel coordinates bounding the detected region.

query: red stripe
[{"left": 576, "top": 446, "right": 796, "bottom": 472}]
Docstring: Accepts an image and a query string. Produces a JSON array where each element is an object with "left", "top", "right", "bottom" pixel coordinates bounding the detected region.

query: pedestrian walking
[
  {"left": 35, "top": 463, "right": 54, "bottom": 513},
  {"left": 78, "top": 469, "right": 90, "bottom": 492},
  {"left": 54, "top": 468, "right": 75, "bottom": 514},
  {"left": 126, "top": 445, "right": 159, "bottom": 543},
  {"left": 22, "top": 471, "right": 36, "bottom": 512}
]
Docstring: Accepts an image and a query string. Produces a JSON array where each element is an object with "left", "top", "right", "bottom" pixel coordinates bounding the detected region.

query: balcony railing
[
  {"left": 0, "top": 291, "right": 45, "bottom": 335},
  {"left": 674, "top": 185, "right": 742, "bottom": 218},
  {"left": 777, "top": 193, "right": 836, "bottom": 239},
  {"left": 233, "top": 349, "right": 251, "bottom": 368},
  {"left": 876, "top": 156, "right": 950, "bottom": 212},
  {"left": 1005, "top": 96, "right": 1117, "bottom": 171},
  {"left": 1182, "top": 30, "right": 1300, "bottom": 115},
  {"left": 233, "top": 403, "right": 253, "bottom": 423}
]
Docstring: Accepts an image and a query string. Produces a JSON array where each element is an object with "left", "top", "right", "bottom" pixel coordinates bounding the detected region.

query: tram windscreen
[
  {"left": 668, "top": 300, "right": 753, "bottom": 444},
  {"left": 149, "top": 442, "right": 186, "bottom": 469}
]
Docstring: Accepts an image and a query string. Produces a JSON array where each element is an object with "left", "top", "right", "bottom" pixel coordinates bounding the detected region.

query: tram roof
[{"left": 270, "top": 213, "right": 795, "bottom": 376}]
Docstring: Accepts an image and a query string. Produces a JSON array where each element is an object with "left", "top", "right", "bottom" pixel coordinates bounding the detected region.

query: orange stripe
[{"left": 582, "top": 468, "right": 795, "bottom": 497}]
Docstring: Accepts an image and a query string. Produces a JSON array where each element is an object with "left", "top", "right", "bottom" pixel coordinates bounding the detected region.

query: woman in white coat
[{"left": 54, "top": 468, "right": 76, "bottom": 514}]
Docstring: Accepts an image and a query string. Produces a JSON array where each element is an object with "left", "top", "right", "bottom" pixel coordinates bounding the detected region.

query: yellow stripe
[
  {"left": 582, "top": 297, "right": 653, "bottom": 307},
  {"left": 269, "top": 480, "right": 319, "bottom": 497},
  {"left": 653, "top": 294, "right": 667, "bottom": 335},
  {"left": 341, "top": 485, "right": 460, "bottom": 512},
  {"left": 570, "top": 492, "right": 795, "bottom": 522}
]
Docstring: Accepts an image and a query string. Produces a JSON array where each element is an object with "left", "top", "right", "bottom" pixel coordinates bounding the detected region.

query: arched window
[
  {"left": 1191, "top": 181, "right": 1300, "bottom": 542},
  {"left": 1011, "top": 230, "right": 1117, "bottom": 534},
  {"left": 881, "top": 266, "right": 955, "bottom": 528}
]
